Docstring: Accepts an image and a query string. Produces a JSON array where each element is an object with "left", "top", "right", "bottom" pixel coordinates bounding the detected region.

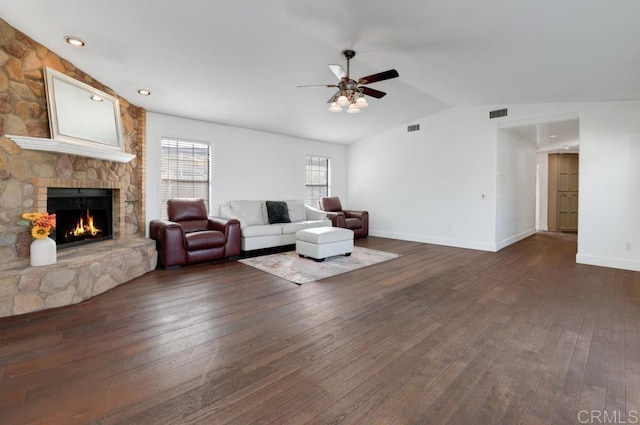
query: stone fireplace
[
  {"left": 0, "top": 18, "right": 157, "bottom": 318},
  {"left": 0, "top": 176, "right": 157, "bottom": 318}
]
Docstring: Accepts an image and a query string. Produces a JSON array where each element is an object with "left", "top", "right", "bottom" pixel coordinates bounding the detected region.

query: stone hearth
[{"left": 0, "top": 238, "right": 157, "bottom": 317}]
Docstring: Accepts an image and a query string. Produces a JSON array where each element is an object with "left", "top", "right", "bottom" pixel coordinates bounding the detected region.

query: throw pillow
[
  {"left": 229, "top": 200, "right": 264, "bottom": 225},
  {"left": 286, "top": 200, "right": 307, "bottom": 222},
  {"left": 266, "top": 201, "right": 291, "bottom": 224}
]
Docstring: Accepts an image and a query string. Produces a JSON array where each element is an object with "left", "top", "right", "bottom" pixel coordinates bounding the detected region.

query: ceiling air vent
[
  {"left": 407, "top": 124, "right": 420, "bottom": 132},
  {"left": 489, "top": 108, "right": 508, "bottom": 119}
]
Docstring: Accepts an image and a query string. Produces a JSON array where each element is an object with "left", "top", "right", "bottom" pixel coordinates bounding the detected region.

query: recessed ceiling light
[
  {"left": 64, "top": 36, "right": 85, "bottom": 47},
  {"left": 90, "top": 94, "right": 103, "bottom": 102},
  {"left": 549, "top": 134, "right": 558, "bottom": 138},
  {"left": 137, "top": 89, "right": 151, "bottom": 96}
]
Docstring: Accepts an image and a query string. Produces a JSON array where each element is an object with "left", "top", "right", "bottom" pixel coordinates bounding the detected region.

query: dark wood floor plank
[
  {"left": 0, "top": 232, "right": 638, "bottom": 425},
  {"left": 604, "top": 272, "right": 629, "bottom": 417},
  {"left": 573, "top": 267, "right": 616, "bottom": 419}
]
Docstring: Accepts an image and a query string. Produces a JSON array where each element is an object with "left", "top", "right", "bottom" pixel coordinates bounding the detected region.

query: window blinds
[{"left": 160, "top": 138, "right": 211, "bottom": 219}]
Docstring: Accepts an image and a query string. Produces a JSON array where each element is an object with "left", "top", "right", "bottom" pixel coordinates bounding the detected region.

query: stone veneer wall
[
  {"left": 0, "top": 19, "right": 157, "bottom": 317},
  {"left": 0, "top": 17, "right": 147, "bottom": 264}
]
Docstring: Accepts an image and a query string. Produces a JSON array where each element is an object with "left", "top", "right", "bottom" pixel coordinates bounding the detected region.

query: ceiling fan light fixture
[
  {"left": 297, "top": 49, "right": 399, "bottom": 114},
  {"left": 346, "top": 103, "right": 360, "bottom": 113},
  {"left": 328, "top": 102, "right": 342, "bottom": 112},
  {"left": 355, "top": 96, "right": 368, "bottom": 108},
  {"left": 336, "top": 95, "right": 350, "bottom": 107}
]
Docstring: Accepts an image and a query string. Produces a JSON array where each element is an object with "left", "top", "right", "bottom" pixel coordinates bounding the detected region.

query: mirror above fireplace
[
  {"left": 6, "top": 68, "right": 135, "bottom": 163},
  {"left": 44, "top": 66, "right": 124, "bottom": 151}
]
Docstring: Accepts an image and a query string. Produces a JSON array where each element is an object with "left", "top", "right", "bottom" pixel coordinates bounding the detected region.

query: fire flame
[{"left": 73, "top": 210, "right": 101, "bottom": 237}]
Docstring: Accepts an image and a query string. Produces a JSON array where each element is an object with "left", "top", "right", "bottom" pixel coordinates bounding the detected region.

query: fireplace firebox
[{"left": 47, "top": 188, "right": 113, "bottom": 249}]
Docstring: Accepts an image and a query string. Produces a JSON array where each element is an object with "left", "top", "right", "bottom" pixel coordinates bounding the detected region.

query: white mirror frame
[{"left": 44, "top": 67, "right": 125, "bottom": 152}]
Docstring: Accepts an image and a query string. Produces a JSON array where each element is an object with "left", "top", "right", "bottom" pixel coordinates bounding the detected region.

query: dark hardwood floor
[{"left": 1, "top": 233, "right": 639, "bottom": 425}]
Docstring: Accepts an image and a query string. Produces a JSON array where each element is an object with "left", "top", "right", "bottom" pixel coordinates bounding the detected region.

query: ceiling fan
[{"left": 298, "top": 49, "right": 399, "bottom": 113}]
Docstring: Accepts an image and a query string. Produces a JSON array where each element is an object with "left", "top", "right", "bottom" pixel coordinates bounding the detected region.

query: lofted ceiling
[{"left": 1, "top": 0, "right": 639, "bottom": 144}]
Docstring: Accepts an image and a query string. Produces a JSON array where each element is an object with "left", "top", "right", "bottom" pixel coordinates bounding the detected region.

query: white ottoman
[{"left": 296, "top": 227, "right": 354, "bottom": 262}]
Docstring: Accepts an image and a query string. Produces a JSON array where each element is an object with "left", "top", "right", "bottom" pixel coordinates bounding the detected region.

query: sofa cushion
[
  {"left": 242, "top": 224, "right": 283, "bottom": 237},
  {"left": 281, "top": 220, "right": 331, "bottom": 234},
  {"left": 228, "top": 200, "right": 264, "bottom": 226},
  {"left": 260, "top": 201, "right": 269, "bottom": 224},
  {"left": 266, "top": 201, "right": 291, "bottom": 224},
  {"left": 286, "top": 200, "right": 307, "bottom": 223}
]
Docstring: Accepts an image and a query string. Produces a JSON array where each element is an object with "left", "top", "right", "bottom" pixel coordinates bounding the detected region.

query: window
[
  {"left": 305, "top": 155, "right": 329, "bottom": 207},
  {"left": 160, "top": 138, "right": 211, "bottom": 219}
]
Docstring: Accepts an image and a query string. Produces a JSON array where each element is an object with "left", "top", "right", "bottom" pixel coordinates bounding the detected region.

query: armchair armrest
[
  {"left": 208, "top": 216, "right": 238, "bottom": 232},
  {"left": 344, "top": 209, "right": 368, "bottom": 220},
  {"left": 208, "top": 216, "right": 241, "bottom": 258},
  {"left": 344, "top": 210, "right": 369, "bottom": 237},
  {"left": 324, "top": 211, "right": 346, "bottom": 228},
  {"left": 149, "top": 219, "right": 187, "bottom": 268}
]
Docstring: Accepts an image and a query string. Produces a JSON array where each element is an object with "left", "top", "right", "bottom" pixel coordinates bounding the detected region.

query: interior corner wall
[
  {"left": 144, "top": 112, "right": 347, "bottom": 229},
  {"left": 347, "top": 106, "right": 499, "bottom": 251},
  {"left": 495, "top": 130, "right": 537, "bottom": 250}
]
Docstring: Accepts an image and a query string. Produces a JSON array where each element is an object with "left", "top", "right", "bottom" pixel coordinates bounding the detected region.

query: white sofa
[{"left": 220, "top": 200, "right": 331, "bottom": 252}]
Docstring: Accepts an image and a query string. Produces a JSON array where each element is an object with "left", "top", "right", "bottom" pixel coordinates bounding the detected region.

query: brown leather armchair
[
  {"left": 149, "top": 198, "right": 241, "bottom": 269},
  {"left": 318, "top": 196, "right": 369, "bottom": 239}
]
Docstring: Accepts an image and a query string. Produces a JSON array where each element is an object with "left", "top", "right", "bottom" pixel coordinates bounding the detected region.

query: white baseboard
[
  {"left": 495, "top": 228, "right": 538, "bottom": 251},
  {"left": 576, "top": 253, "right": 640, "bottom": 272},
  {"left": 369, "top": 230, "right": 496, "bottom": 252},
  {"left": 370, "top": 229, "right": 640, "bottom": 273}
]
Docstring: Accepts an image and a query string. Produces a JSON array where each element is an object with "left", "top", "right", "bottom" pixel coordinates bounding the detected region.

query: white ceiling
[
  {"left": 505, "top": 118, "right": 580, "bottom": 153},
  {"left": 1, "top": 0, "right": 639, "bottom": 144}
]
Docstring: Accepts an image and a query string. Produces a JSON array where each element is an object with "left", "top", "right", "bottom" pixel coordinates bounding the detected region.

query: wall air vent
[
  {"left": 489, "top": 108, "right": 508, "bottom": 119},
  {"left": 407, "top": 124, "right": 420, "bottom": 132}
]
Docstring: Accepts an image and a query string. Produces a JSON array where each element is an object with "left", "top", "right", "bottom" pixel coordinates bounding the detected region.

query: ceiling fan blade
[
  {"left": 358, "top": 69, "right": 399, "bottom": 85},
  {"left": 329, "top": 64, "right": 347, "bottom": 80},
  {"left": 296, "top": 84, "right": 338, "bottom": 88},
  {"left": 360, "top": 86, "right": 387, "bottom": 99}
]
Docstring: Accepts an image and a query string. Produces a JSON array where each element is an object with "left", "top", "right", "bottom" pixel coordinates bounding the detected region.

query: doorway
[
  {"left": 497, "top": 113, "right": 580, "bottom": 240},
  {"left": 547, "top": 153, "right": 579, "bottom": 232}
]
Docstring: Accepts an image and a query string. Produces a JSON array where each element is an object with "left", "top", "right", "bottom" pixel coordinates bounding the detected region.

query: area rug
[{"left": 239, "top": 247, "right": 401, "bottom": 285}]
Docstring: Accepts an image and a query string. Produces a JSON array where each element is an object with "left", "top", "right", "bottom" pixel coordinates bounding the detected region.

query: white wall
[
  {"left": 145, "top": 112, "right": 348, "bottom": 228},
  {"left": 348, "top": 106, "right": 498, "bottom": 251},
  {"left": 576, "top": 102, "right": 640, "bottom": 271},
  {"left": 536, "top": 153, "right": 549, "bottom": 231},
  {"left": 495, "top": 129, "right": 537, "bottom": 249},
  {"left": 349, "top": 101, "right": 640, "bottom": 271}
]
